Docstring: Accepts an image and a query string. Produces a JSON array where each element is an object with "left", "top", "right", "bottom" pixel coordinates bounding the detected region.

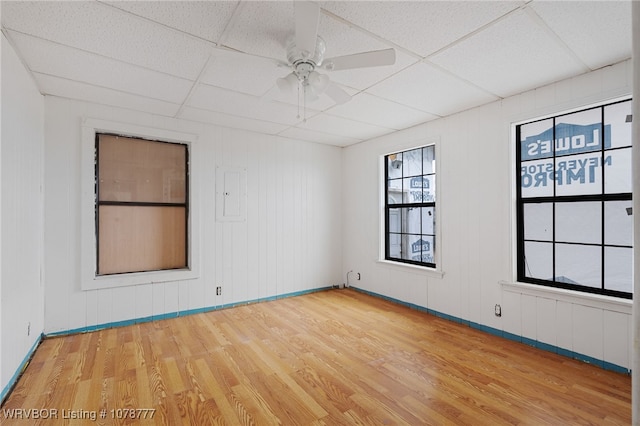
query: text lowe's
[{"left": 521, "top": 122, "right": 610, "bottom": 161}]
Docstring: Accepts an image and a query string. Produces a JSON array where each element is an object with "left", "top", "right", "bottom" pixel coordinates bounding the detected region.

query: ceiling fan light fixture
[
  {"left": 308, "top": 71, "right": 330, "bottom": 94},
  {"left": 277, "top": 72, "right": 299, "bottom": 93},
  {"left": 304, "top": 86, "right": 320, "bottom": 102}
]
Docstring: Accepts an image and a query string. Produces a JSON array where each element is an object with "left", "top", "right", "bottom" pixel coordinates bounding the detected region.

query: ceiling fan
[{"left": 275, "top": 1, "right": 396, "bottom": 106}]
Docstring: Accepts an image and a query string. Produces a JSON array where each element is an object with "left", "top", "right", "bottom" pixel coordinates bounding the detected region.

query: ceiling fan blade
[
  {"left": 324, "top": 83, "right": 351, "bottom": 105},
  {"left": 294, "top": 1, "right": 320, "bottom": 58},
  {"left": 323, "top": 48, "right": 396, "bottom": 71}
]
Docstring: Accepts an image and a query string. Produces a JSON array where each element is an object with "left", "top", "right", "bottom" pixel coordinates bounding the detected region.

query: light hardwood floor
[{"left": 1, "top": 289, "right": 631, "bottom": 425}]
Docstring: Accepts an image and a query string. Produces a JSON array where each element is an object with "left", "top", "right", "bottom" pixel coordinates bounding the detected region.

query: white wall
[
  {"left": 43, "top": 97, "right": 343, "bottom": 334},
  {"left": 1, "top": 34, "right": 45, "bottom": 395},
  {"left": 631, "top": 2, "right": 639, "bottom": 420},
  {"left": 343, "top": 59, "right": 633, "bottom": 370}
]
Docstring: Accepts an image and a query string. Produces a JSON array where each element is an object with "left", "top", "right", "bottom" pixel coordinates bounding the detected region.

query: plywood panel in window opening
[
  {"left": 98, "top": 134, "right": 186, "bottom": 203},
  {"left": 98, "top": 205, "right": 186, "bottom": 275}
]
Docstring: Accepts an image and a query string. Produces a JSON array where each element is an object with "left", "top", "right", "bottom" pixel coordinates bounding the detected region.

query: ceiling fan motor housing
[{"left": 286, "top": 36, "right": 326, "bottom": 81}]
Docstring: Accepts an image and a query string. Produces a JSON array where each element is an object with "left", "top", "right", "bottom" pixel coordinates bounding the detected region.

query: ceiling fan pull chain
[
  {"left": 303, "top": 83, "right": 307, "bottom": 123},
  {"left": 296, "top": 81, "right": 301, "bottom": 120}
]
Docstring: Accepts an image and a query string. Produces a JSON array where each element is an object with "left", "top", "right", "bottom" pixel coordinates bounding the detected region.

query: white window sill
[
  {"left": 377, "top": 259, "right": 445, "bottom": 279},
  {"left": 500, "top": 280, "right": 632, "bottom": 314},
  {"left": 83, "top": 268, "right": 199, "bottom": 291}
]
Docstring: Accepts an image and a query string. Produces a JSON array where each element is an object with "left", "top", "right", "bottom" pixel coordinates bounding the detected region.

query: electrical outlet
[
  {"left": 216, "top": 286, "right": 222, "bottom": 296},
  {"left": 494, "top": 304, "right": 502, "bottom": 317},
  {"left": 357, "top": 273, "right": 361, "bottom": 280}
]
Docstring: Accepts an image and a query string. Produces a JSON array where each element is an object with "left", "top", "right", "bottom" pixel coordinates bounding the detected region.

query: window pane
[
  {"left": 421, "top": 207, "right": 435, "bottom": 235},
  {"left": 388, "top": 152, "right": 403, "bottom": 179},
  {"left": 402, "top": 148, "right": 422, "bottom": 177},
  {"left": 554, "top": 107, "right": 602, "bottom": 157},
  {"left": 418, "top": 235, "right": 435, "bottom": 264},
  {"left": 604, "top": 148, "right": 631, "bottom": 194},
  {"left": 523, "top": 241, "right": 552, "bottom": 280},
  {"left": 520, "top": 118, "right": 554, "bottom": 161},
  {"left": 555, "top": 202, "right": 601, "bottom": 244},
  {"left": 604, "top": 100, "right": 632, "bottom": 148},
  {"left": 98, "top": 135, "right": 186, "bottom": 203},
  {"left": 605, "top": 247, "right": 632, "bottom": 293},
  {"left": 523, "top": 202, "right": 552, "bottom": 241},
  {"left": 388, "top": 179, "right": 403, "bottom": 204},
  {"left": 423, "top": 145, "right": 435, "bottom": 174},
  {"left": 401, "top": 177, "right": 421, "bottom": 203},
  {"left": 388, "top": 208, "right": 401, "bottom": 233},
  {"left": 404, "top": 175, "right": 436, "bottom": 203},
  {"left": 423, "top": 175, "right": 436, "bottom": 202},
  {"left": 401, "top": 234, "right": 421, "bottom": 261},
  {"left": 555, "top": 152, "right": 603, "bottom": 196},
  {"left": 605, "top": 201, "right": 633, "bottom": 246},
  {"left": 403, "top": 235, "right": 432, "bottom": 263},
  {"left": 388, "top": 233, "right": 401, "bottom": 258},
  {"left": 403, "top": 207, "right": 421, "bottom": 234},
  {"left": 98, "top": 205, "right": 186, "bottom": 275},
  {"left": 555, "top": 243, "right": 601, "bottom": 288},
  {"left": 520, "top": 159, "right": 554, "bottom": 198}
]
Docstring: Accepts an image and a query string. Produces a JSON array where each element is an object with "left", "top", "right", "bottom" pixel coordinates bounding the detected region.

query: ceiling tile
[
  {"left": 8, "top": 31, "right": 193, "bottom": 104},
  {"left": 321, "top": 1, "right": 522, "bottom": 57},
  {"left": 430, "top": 9, "right": 588, "bottom": 98},
  {"left": 278, "top": 126, "right": 362, "bottom": 147},
  {"left": 220, "top": 1, "right": 293, "bottom": 58},
  {"left": 180, "top": 107, "right": 289, "bottom": 135},
  {"left": 33, "top": 73, "right": 181, "bottom": 117},
  {"left": 199, "top": 50, "right": 286, "bottom": 97},
  {"left": 103, "top": 1, "right": 239, "bottom": 43},
  {"left": 530, "top": 1, "right": 632, "bottom": 70},
  {"left": 2, "top": 1, "right": 212, "bottom": 79},
  {"left": 367, "top": 62, "right": 498, "bottom": 116},
  {"left": 326, "top": 93, "right": 439, "bottom": 130},
  {"left": 188, "top": 83, "right": 311, "bottom": 126},
  {"left": 299, "top": 113, "right": 394, "bottom": 140}
]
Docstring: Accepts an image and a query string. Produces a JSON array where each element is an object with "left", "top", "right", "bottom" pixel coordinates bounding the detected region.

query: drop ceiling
[{"left": 1, "top": 1, "right": 632, "bottom": 147}]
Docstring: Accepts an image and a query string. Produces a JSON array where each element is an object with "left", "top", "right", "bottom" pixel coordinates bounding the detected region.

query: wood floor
[{"left": 1, "top": 289, "right": 631, "bottom": 425}]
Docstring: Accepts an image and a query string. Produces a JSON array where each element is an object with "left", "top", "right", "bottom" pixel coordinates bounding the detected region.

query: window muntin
[
  {"left": 516, "top": 99, "right": 632, "bottom": 298},
  {"left": 385, "top": 145, "right": 436, "bottom": 267},
  {"left": 96, "top": 134, "right": 188, "bottom": 275}
]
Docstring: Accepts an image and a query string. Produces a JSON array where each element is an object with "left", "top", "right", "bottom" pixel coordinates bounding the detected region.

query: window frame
[
  {"left": 382, "top": 143, "right": 438, "bottom": 270},
  {"left": 514, "top": 98, "right": 633, "bottom": 299},
  {"left": 80, "top": 118, "right": 200, "bottom": 290}
]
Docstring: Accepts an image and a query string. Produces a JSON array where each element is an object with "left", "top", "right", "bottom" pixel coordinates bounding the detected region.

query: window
[
  {"left": 96, "top": 134, "right": 188, "bottom": 275},
  {"left": 384, "top": 145, "right": 436, "bottom": 267},
  {"left": 516, "top": 99, "right": 632, "bottom": 298}
]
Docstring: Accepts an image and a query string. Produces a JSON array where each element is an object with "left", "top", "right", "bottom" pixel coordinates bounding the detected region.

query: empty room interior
[{"left": 1, "top": 0, "right": 638, "bottom": 424}]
